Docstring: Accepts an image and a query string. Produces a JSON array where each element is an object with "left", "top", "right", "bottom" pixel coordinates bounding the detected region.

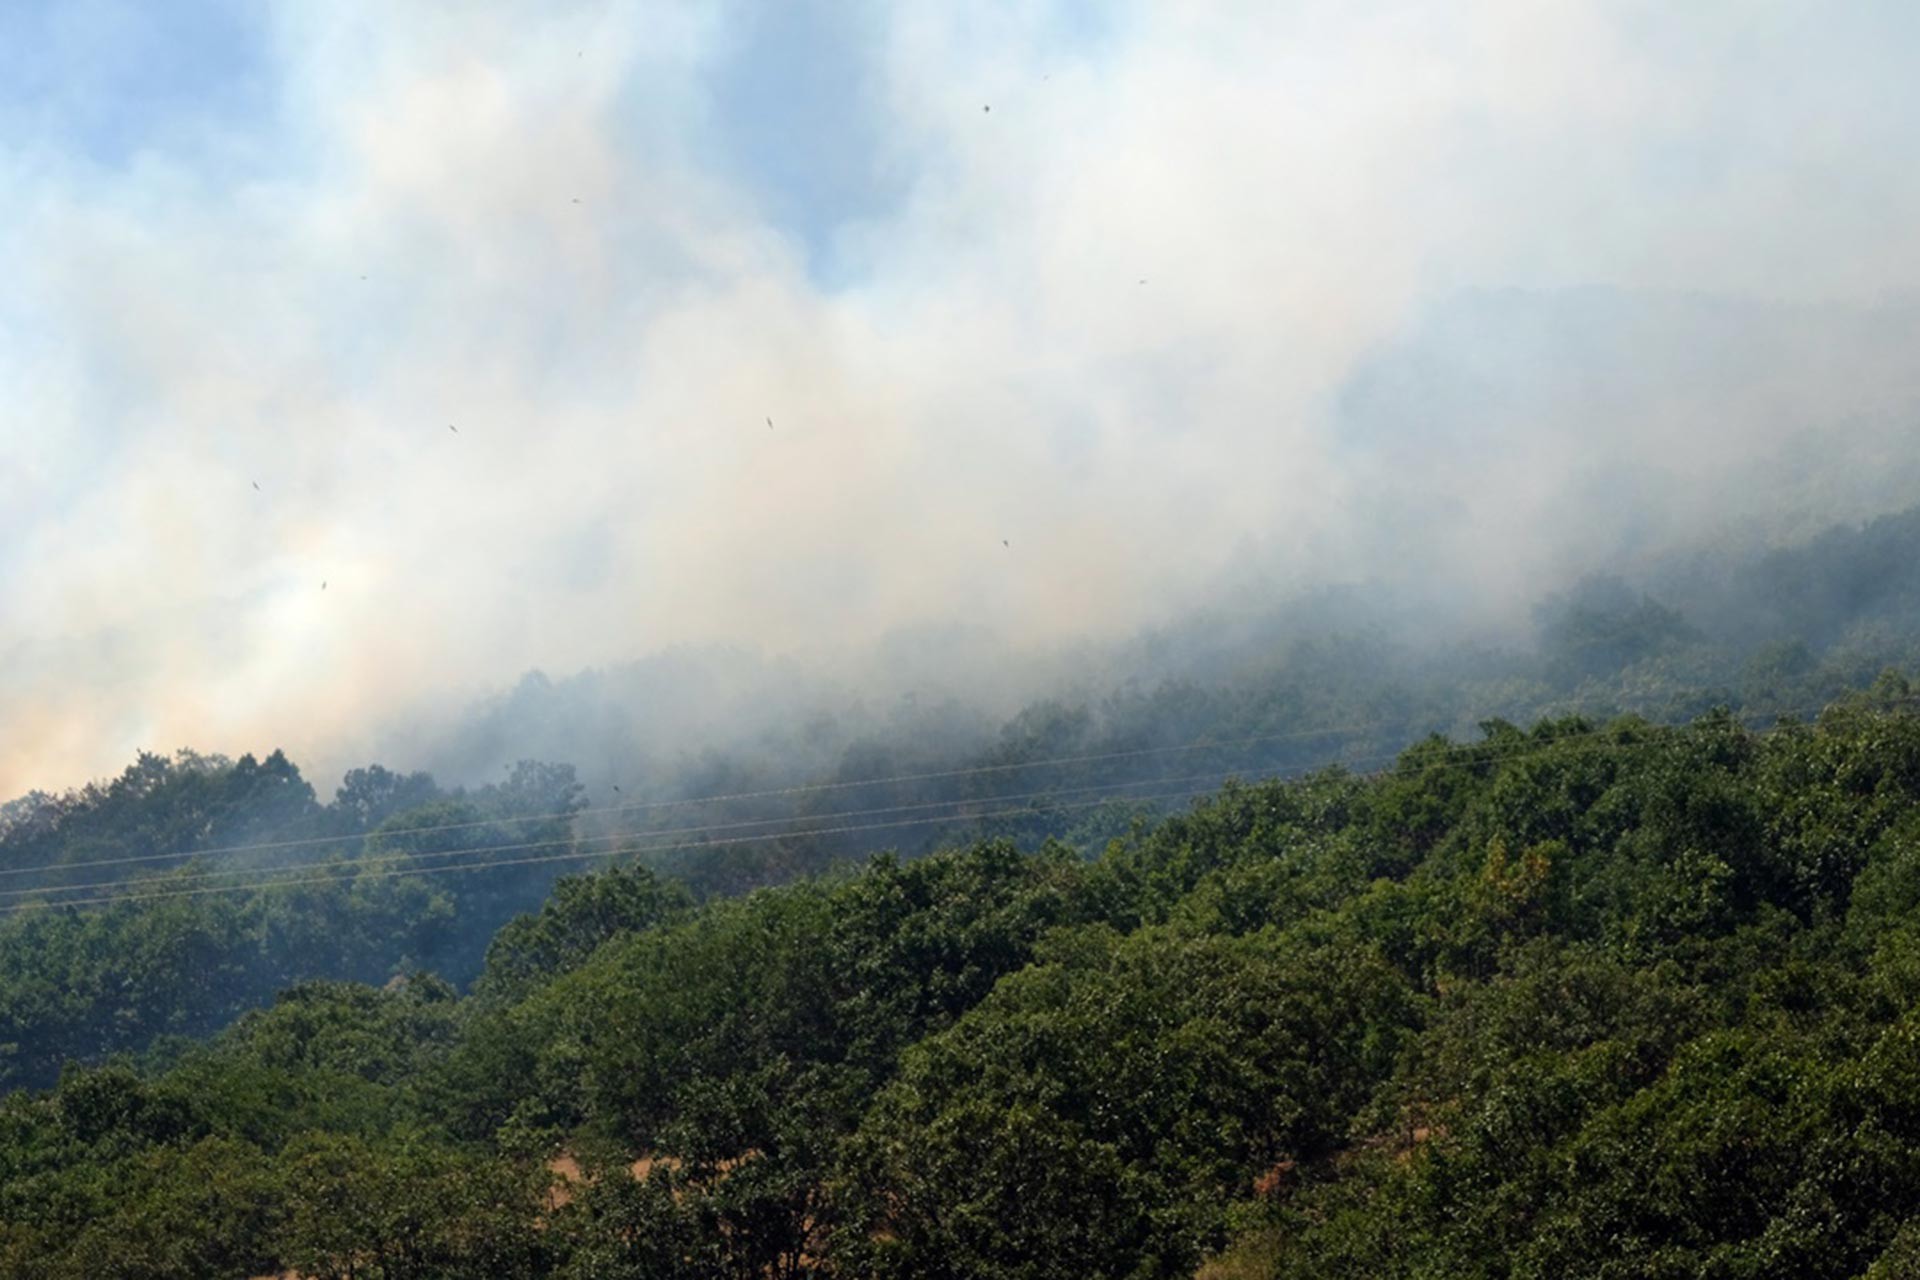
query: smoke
[{"left": 4, "top": 0, "right": 1920, "bottom": 796}]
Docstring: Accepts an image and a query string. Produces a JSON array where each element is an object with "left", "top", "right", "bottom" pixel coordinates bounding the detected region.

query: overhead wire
[
  {"left": 7, "top": 689, "right": 1901, "bottom": 885},
  {"left": 3, "top": 693, "right": 1902, "bottom": 917},
  {"left": 0, "top": 715, "right": 1429, "bottom": 879},
  {"left": 0, "top": 697, "right": 1887, "bottom": 913},
  {"left": 5, "top": 780, "right": 1239, "bottom": 914},
  {"left": 0, "top": 767, "right": 1243, "bottom": 902},
  {"left": 0, "top": 707, "right": 1769, "bottom": 908}
]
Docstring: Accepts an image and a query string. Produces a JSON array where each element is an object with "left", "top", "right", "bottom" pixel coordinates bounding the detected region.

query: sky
[{"left": 4, "top": 0, "right": 1920, "bottom": 797}]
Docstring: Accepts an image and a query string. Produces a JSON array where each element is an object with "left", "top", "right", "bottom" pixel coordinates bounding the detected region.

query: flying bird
[
  {"left": 321, "top": 581, "right": 327, "bottom": 590},
  {"left": 252, "top": 481, "right": 260, "bottom": 491},
  {"left": 983, "top": 104, "right": 990, "bottom": 113},
  {"left": 766, "top": 416, "right": 773, "bottom": 430},
  {"left": 1002, "top": 539, "right": 1009, "bottom": 548},
  {"left": 448, "top": 424, "right": 458, "bottom": 434}
]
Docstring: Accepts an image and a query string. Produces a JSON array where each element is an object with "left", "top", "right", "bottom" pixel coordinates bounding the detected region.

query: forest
[
  {"left": 8, "top": 680, "right": 1920, "bottom": 1275},
  {"left": 12, "top": 3, "right": 1919, "bottom": 1272},
  {"left": 6, "top": 510, "right": 1920, "bottom": 1275}
]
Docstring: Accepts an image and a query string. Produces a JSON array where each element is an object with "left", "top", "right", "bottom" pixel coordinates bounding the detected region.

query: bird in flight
[
  {"left": 448, "top": 424, "right": 458, "bottom": 434},
  {"left": 983, "top": 104, "right": 990, "bottom": 113},
  {"left": 1002, "top": 539, "right": 1010, "bottom": 548},
  {"left": 766, "top": 416, "right": 773, "bottom": 430},
  {"left": 321, "top": 581, "right": 327, "bottom": 591},
  {"left": 252, "top": 481, "right": 260, "bottom": 491}
]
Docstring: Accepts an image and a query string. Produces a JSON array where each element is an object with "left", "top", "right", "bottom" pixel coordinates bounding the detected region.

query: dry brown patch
[
  {"left": 1251, "top": 1158, "right": 1297, "bottom": 1201},
  {"left": 547, "top": 1148, "right": 756, "bottom": 1209}
]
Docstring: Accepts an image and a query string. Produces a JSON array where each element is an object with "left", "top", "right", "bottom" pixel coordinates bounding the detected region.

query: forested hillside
[
  {"left": 7, "top": 677, "right": 1920, "bottom": 1276},
  {"left": 7, "top": 507, "right": 1920, "bottom": 1095},
  {"left": 0, "top": 757, "right": 584, "bottom": 1091},
  {"left": 12, "top": 2, "right": 1918, "bottom": 1274},
  {"left": 430, "top": 503, "right": 1920, "bottom": 800},
  {"left": 3, "top": 506, "right": 1920, "bottom": 1097}
]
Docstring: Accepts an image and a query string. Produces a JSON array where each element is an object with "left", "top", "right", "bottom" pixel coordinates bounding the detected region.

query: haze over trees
[
  {"left": 10, "top": 2, "right": 1920, "bottom": 1274},
  {"left": 7, "top": 506, "right": 1920, "bottom": 1094},
  {"left": 0, "top": 509, "right": 1918, "bottom": 1273},
  {"left": 9, "top": 676, "right": 1920, "bottom": 1274}
]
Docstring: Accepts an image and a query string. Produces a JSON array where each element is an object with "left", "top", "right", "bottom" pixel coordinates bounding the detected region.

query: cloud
[{"left": 3, "top": 0, "right": 1919, "bottom": 795}]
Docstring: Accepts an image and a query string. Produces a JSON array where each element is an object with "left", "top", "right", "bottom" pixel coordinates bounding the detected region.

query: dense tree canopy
[
  {"left": 5, "top": 685, "right": 1920, "bottom": 1275},
  {"left": 10, "top": 512, "right": 1920, "bottom": 1274}
]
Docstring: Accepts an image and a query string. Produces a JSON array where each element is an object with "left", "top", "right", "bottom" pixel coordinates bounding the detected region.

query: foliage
[{"left": 14, "top": 654, "right": 1920, "bottom": 1271}]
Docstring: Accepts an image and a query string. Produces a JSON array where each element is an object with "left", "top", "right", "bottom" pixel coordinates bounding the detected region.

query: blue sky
[
  {"left": 0, "top": 0, "right": 275, "bottom": 168},
  {"left": 3, "top": 1, "right": 1919, "bottom": 795},
  {"left": 0, "top": 0, "right": 1124, "bottom": 284},
  {"left": 702, "top": 0, "right": 902, "bottom": 284}
]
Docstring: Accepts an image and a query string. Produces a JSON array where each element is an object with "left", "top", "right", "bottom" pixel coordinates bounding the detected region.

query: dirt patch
[{"left": 545, "top": 1150, "right": 709, "bottom": 1209}]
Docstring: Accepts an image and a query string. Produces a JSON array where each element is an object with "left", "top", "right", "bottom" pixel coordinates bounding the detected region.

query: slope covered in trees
[
  {"left": 7, "top": 678, "right": 1920, "bottom": 1275},
  {"left": 10, "top": 505, "right": 1920, "bottom": 1095},
  {"left": 0, "top": 757, "right": 585, "bottom": 1091}
]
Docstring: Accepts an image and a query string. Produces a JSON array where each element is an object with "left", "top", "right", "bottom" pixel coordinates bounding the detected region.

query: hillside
[
  {"left": 12, "top": 6, "right": 1920, "bottom": 1275},
  {"left": 6, "top": 679, "right": 1920, "bottom": 1275},
  {"left": 8, "top": 507, "right": 1920, "bottom": 1097}
]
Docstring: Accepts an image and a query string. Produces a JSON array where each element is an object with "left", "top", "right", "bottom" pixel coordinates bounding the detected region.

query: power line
[
  {"left": 0, "top": 715, "right": 1453, "bottom": 879},
  {"left": 3, "top": 697, "right": 1890, "bottom": 916},
  {"left": 0, "top": 768, "right": 1234, "bottom": 902},
  {"left": 0, "top": 701, "right": 1871, "bottom": 911},
  {"left": 0, "top": 706, "right": 1788, "bottom": 906},
  {"left": 4, "top": 692, "right": 1893, "bottom": 883},
  {"left": 3, "top": 781, "right": 1237, "bottom": 915}
]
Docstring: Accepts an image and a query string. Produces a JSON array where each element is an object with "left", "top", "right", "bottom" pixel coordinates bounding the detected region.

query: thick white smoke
[{"left": 3, "top": 1, "right": 1918, "bottom": 795}]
